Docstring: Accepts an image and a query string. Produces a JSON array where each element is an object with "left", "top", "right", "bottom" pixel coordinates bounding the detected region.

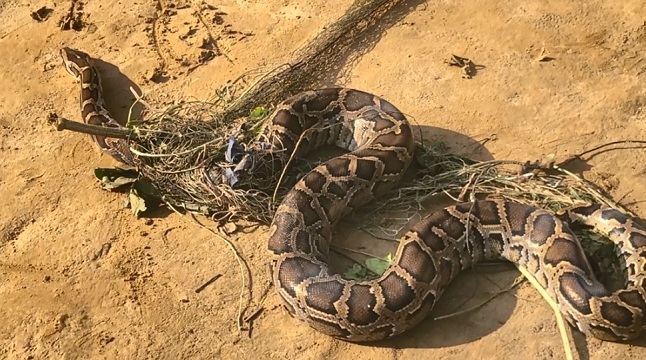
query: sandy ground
[{"left": 1, "top": 0, "right": 646, "bottom": 359}]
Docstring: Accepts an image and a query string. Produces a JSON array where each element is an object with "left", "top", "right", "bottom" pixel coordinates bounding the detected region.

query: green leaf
[
  {"left": 250, "top": 106, "right": 267, "bottom": 119},
  {"left": 128, "top": 191, "right": 147, "bottom": 217},
  {"left": 95, "top": 167, "right": 162, "bottom": 217},
  {"left": 365, "top": 254, "right": 392, "bottom": 276},
  {"left": 343, "top": 264, "right": 368, "bottom": 281},
  {"left": 132, "top": 178, "right": 161, "bottom": 205},
  {"left": 94, "top": 167, "right": 139, "bottom": 190},
  {"left": 129, "top": 179, "right": 162, "bottom": 217}
]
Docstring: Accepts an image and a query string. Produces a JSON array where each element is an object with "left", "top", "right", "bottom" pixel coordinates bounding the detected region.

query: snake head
[{"left": 60, "top": 47, "right": 93, "bottom": 79}]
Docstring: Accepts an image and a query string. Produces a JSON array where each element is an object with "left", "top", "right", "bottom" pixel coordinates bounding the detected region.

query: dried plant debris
[
  {"left": 31, "top": 6, "right": 53, "bottom": 22},
  {"left": 446, "top": 54, "right": 484, "bottom": 79},
  {"left": 59, "top": 0, "right": 85, "bottom": 31}
]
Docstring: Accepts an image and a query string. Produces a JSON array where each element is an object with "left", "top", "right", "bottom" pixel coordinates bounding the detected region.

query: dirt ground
[{"left": 1, "top": 0, "right": 646, "bottom": 359}]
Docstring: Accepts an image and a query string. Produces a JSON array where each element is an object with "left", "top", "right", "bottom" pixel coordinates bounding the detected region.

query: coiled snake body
[{"left": 61, "top": 47, "right": 646, "bottom": 342}]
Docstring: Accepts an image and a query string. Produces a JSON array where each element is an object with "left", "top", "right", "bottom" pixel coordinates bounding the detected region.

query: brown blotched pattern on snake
[{"left": 62, "top": 48, "right": 646, "bottom": 342}]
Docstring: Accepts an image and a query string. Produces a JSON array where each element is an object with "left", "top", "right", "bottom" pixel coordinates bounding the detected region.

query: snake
[
  {"left": 60, "top": 47, "right": 646, "bottom": 342},
  {"left": 60, "top": 47, "right": 135, "bottom": 165}
]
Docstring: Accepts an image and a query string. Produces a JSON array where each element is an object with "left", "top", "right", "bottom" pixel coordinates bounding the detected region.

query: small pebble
[{"left": 220, "top": 222, "right": 238, "bottom": 235}]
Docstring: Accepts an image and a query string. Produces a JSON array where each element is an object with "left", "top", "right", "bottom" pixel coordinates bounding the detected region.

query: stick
[
  {"left": 48, "top": 114, "right": 135, "bottom": 139},
  {"left": 242, "top": 307, "right": 264, "bottom": 323},
  {"left": 195, "top": 274, "right": 222, "bottom": 293}
]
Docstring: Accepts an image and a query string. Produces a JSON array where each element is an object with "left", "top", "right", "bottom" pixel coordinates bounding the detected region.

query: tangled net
[
  {"left": 56, "top": 0, "right": 639, "bottom": 233},
  {"left": 123, "top": 95, "right": 272, "bottom": 222},
  {"left": 113, "top": 0, "right": 425, "bottom": 223}
]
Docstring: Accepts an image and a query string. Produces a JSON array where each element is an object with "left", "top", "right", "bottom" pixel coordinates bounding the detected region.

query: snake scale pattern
[{"left": 61, "top": 47, "right": 646, "bottom": 342}]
